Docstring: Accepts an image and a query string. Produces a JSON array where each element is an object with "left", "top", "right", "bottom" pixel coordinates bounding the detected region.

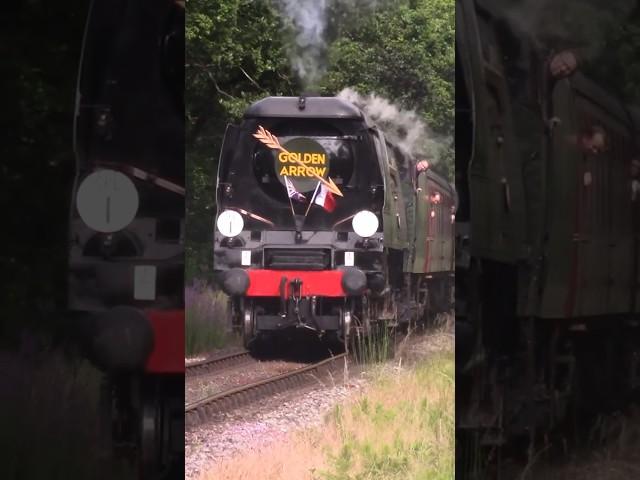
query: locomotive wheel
[
  {"left": 242, "top": 301, "right": 256, "bottom": 349},
  {"left": 137, "top": 376, "right": 184, "bottom": 480},
  {"left": 139, "top": 387, "right": 162, "bottom": 479},
  {"left": 97, "top": 375, "right": 115, "bottom": 458},
  {"left": 342, "top": 309, "right": 352, "bottom": 352},
  {"left": 99, "top": 375, "right": 138, "bottom": 465},
  {"left": 415, "top": 275, "right": 429, "bottom": 328},
  {"left": 361, "top": 295, "right": 373, "bottom": 338},
  {"left": 230, "top": 298, "right": 241, "bottom": 335}
]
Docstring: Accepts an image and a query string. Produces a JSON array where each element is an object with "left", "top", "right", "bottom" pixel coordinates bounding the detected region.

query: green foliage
[
  {"left": 321, "top": 0, "right": 454, "bottom": 137},
  {"left": 185, "top": 281, "right": 238, "bottom": 355},
  {"left": 494, "top": 1, "right": 640, "bottom": 105},
  {"left": 0, "top": 350, "right": 133, "bottom": 480},
  {"left": 319, "top": 353, "right": 454, "bottom": 480},
  {"left": 583, "top": 5, "right": 640, "bottom": 104},
  {"left": 186, "top": 0, "right": 455, "bottom": 278},
  {"left": 186, "top": 0, "right": 298, "bottom": 279},
  {"left": 352, "top": 324, "right": 395, "bottom": 364},
  {"left": 3, "top": 1, "right": 88, "bottom": 328}
]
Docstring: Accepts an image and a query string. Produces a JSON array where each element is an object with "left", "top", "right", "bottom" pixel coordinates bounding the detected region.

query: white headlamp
[
  {"left": 352, "top": 210, "right": 379, "bottom": 238},
  {"left": 216, "top": 210, "right": 244, "bottom": 237}
]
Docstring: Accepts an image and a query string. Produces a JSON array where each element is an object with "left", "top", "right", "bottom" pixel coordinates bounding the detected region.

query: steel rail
[
  {"left": 185, "top": 350, "right": 252, "bottom": 377},
  {"left": 185, "top": 353, "right": 348, "bottom": 428}
]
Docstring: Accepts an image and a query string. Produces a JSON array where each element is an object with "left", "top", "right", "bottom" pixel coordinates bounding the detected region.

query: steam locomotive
[
  {"left": 68, "top": 1, "right": 184, "bottom": 478},
  {"left": 456, "top": 0, "right": 640, "bottom": 470},
  {"left": 213, "top": 95, "right": 455, "bottom": 349}
]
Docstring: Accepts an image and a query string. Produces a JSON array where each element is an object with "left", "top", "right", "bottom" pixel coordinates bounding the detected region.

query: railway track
[
  {"left": 185, "top": 350, "right": 252, "bottom": 377},
  {"left": 185, "top": 353, "right": 348, "bottom": 428}
]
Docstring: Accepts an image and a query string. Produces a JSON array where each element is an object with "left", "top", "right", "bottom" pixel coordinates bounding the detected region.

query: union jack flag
[{"left": 284, "top": 176, "right": 306, "bottom": 202}]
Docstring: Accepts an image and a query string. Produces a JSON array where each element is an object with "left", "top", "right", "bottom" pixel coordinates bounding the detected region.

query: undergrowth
[
  {"left": 185, "top": 280, "right": 237, "bottom": 356},
  {"left": 319, "top": 353, "right": 454, "bottom": 480},
  {"left": 0, "top": 345, "right": 133, "bottom": 479}
]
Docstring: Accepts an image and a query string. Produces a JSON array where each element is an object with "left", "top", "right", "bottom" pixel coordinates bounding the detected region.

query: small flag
[
  {"left": 284, "top": 176, "right": 306, "bottom": 202},
  {"left": 314, "top": 182, "right": 336, "bottom": 212}
]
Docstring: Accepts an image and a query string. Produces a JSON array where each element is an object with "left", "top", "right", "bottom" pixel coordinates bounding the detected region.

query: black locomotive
[
  {"left": 214, "top": 95, "right": 455, "bottom": 349},
  {"left": 68, "top": 1, "right": 184, "bottom": 478}
]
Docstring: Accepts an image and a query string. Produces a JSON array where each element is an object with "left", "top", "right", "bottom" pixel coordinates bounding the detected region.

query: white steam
[
  {"left": 276, "top": 0, "right": 329, "bottom": 87},
  {"left": 273, "top": 0, "right": 380, "bottom": 87},
  {"left": 337, "top": 88, "right": 446, "bottom": 164}
]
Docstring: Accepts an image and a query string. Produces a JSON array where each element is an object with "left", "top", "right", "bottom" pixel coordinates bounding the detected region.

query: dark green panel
[
  {"left": 540, "top": 81, "right": 579, "bottom": 318},
  {"left": 373, "top": 130, "right": 408, "bottom": 250},
  {"left": 462, "top": 9, "right": 526, "bottom": 263}
]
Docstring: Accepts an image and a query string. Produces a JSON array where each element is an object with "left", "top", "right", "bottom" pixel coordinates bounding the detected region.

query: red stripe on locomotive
[
  {"left": 144, "top": 309, "right": 185, "bottom": 373},
  {"left": 246, "top": 270, "right": 345, "bottom": 297}
]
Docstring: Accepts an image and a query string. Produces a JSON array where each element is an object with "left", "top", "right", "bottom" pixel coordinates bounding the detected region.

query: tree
[
  {"left": 3, "top": 1, "right": 88, "bottom": 332},
  {"left": 186, "top": 0, "right": 300, "bottom": 278},
  {"left": 321, "top": 0, "right": 454, "bottom": 179}
]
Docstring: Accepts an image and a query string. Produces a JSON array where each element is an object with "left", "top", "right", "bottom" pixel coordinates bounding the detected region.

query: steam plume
[
  {"left": 273, "top": 0, "right": 380, "bottom": 88},
  {"left": 275, "top": 0, "right": 329, "bottom": 88},
  {"left": 338, "top": 88, "right": 447, "bottom": 164}
]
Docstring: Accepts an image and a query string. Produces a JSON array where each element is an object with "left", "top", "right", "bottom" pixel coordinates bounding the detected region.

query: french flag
[{"left": 313, "top": 182, "right": 336, "bottom": 212}]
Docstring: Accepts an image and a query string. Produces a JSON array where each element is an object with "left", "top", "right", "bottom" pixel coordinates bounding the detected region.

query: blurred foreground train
[
  {"left": 213, "top": 95, "right": 455, "bottom": 349},
  {"left": 456, "top": 0, "right": 640, "bottom": 468},
  {"left": 67, "top": 1, "right": 184, "bottom": 478}
]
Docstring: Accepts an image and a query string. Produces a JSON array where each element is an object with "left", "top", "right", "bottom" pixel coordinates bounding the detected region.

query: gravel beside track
[
  {"left": 185, "top": 353, "right": 348, "bottom": 429},
  {"left": 185, "top": 330, "right": 453, "bottom": 479},
  {"left": 185, "top": 367, "right": 366, "bottom": 480}
]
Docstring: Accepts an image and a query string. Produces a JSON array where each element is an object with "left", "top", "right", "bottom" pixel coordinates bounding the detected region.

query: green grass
[
  {"left": 185, "top": 281, "right": 238, "bottom": 356},
  {"left": 0, "top": 347, "right": 133, "bottom": 480},
  {"left": 319, "top": 352, "right": 455, "bottom": 480},
  {"left": 351, "top": 324, "right": 395, "bottom": 365},
  {"left": 202, "top": 347, "right": 454, "bottom": 480}
]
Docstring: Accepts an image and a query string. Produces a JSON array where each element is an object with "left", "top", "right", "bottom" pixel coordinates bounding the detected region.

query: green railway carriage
[
  {"left": 542, "top": 77, "right": 640, "bottom": 318},
  {"left": 413, "top": 170, "right": 456, "bottom": 275},
  {"left": 406, "top": 169, "right": 456, "bottom": 313},
  {"left": 456, "top": 0, "right": 640, "bottom": 464},
  {"left": 458, "top": 0, "right": 640, "bottom": 319}
]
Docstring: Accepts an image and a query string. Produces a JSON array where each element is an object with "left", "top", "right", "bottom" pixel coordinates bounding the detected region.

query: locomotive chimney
[{"left": 298, "top": 90, "right": 322, "bottom": 110}]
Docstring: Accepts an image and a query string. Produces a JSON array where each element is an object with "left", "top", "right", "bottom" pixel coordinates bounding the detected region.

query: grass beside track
[
  {"left": 0, "top": 345, "right": 133, "bottom": 480},
  {"left": 185, "top": 281, "right": 237, "bottom": 356},
  {"left": 203, "top": 348, "right": 454, "bottom": 480}
]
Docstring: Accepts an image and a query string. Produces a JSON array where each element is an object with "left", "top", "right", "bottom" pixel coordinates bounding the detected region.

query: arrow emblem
[{"left": 252, "top": 125, "right": 344, "bottom": 197}]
